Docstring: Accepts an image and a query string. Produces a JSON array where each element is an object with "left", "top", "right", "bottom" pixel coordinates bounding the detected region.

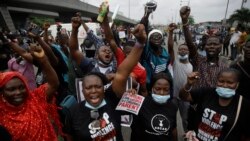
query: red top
[
  {"left": 0, "top": 71, "right": 61, "bottom": 141},
  {"left": 115, "top": 47, "right": 146, "bottom": 85}
]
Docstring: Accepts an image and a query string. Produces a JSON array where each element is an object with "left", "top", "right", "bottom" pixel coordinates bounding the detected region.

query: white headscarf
[{"left": 148, "top": 29, "right": 163, "bottom": 39}]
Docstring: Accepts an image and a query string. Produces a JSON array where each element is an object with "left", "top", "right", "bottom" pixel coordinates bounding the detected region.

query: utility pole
[
  {"left": 223, "top": 0, "right": 230, "bottom": 25},
  {"left": 129, "top": 0, "right": 130, "bottom": 18},
  {"left": 241, "top": 0, "right": 247, "bottom": 8}
]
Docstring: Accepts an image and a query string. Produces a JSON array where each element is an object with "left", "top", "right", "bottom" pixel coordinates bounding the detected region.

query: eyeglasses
[{"left": 150, "top": 34, "right": 163, "bottom": 40}]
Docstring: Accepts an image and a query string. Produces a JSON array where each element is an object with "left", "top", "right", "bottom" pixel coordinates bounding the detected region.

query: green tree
[
  {"left": 188, "top": 15, "right": 195, "bottom": 25},
  {"left": 29, "top": 16, "right": 55, "bottom": 27},
  {"left": 113, "top": 19, "right": 124, "bottom": 26},
  {"left": 228, "top": 8, "right": 250, "bottom": 26}
]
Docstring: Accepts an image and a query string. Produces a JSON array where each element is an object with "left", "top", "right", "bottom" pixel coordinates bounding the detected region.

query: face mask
[
  {"left": 216, "top": 87, "right": 236, "bottom": 98},
  {"left": 98, "top": 60, "right": 112, "bottom": 67},
  {"left": 178, "top": 54, "right": 189, "bottom": 60},
  {"left": 151, "top": 93, "right": 170, "bottom": 104},
  {"left": 85, "top": 100, "right": 107, "bottom": 110}
]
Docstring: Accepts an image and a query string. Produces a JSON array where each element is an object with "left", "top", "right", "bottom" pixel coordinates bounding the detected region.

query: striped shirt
[{"left": 192, "top": 55, "right": 228, "bottom": 89}]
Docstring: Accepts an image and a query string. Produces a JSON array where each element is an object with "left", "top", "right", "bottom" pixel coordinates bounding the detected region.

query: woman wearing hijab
[{"left": 0, "top": 44, "right": 62, "bottom": 141}]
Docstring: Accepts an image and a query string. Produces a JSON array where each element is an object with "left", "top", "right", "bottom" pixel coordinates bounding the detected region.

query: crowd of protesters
[{"left": 0, "top": 3, "right": 250, "bottom": 141}]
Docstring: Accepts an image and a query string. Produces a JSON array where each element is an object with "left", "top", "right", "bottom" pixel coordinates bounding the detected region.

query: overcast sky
[{"left": 83, "top": 0, "right": 250, "bottom": 25}]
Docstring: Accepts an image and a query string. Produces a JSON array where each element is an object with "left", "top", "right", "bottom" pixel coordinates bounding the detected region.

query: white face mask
[
  {"left": 151, "top": 93, "right": 170, "bottom": 104},
  {"left": 85, "top": 100, "right": 107, "bottom": 110},
  {"left": 215, "top": 87, "right": 236, "bottom": 98},
  {"left": 178, "top": 54, "right": 189, "bottom": 60}
]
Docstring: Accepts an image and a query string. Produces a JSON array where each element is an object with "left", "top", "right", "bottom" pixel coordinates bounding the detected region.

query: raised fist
[
  {"left": 71, "top": 16, "right": 81, "bottom": 29},
  {"left": 30, "top": 43, "right": 45, "bottom": 58},
  {"left": 43, "top": 22, "right": 50, "bottom": 30},
  {"left": 187, "top": 72, "right": 200, "bottom": 86},
  {"left": 168, "top": 23, "right": 177, "bottom": 32},
  {"left": 180, "top": 6, "right": 191, "bottom": 22},
  {"left": 132, "top": 24, "right": 147, "bottom": 45}
]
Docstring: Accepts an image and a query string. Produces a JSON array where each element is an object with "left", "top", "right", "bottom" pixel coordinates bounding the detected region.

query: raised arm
[
  {"left": 9, "top": 42, "right": 33, "bottom": 63},
  {"left": 179, "top": 71, "right": 199, "bottom": 102},
  {"left": 101, "top": 7, "right": 118, "bottom": 53},
  {"left": 112, "top": 24, "right": 147, "bottom": 97},
  {"left": 29, "top": 43, "right": 59, "bottom": 102},
  {"left": 76, "top": 12, "right": 104, "bottom": 50},
  {"left": 28, "top": 30, "right": 58, "bottom": 67},
  {"left": 168, "top": 23, "right": 177, "bottom": 64},
  {"left": 180, "top": 6, "right": 197, "bottom": 59},
  {"left": 69, "top": 16, "right": 84, "bottom": 65},
  {"left": 140, "top": 7, "right": 153, "bottom": 35},
  {"left": 43, "top": 22, "right": 50, "bottom": 44}
]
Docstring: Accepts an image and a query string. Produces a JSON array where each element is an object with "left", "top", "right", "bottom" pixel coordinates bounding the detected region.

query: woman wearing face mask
[
  {"left": 179, "top": 68, "right": 250, "bottom": 141},
  {"left": 130, "top": 72, "right": 178, "bottom": 141},
  {"left": 64, "top": 24, "right": 147, "bottom": 141}
]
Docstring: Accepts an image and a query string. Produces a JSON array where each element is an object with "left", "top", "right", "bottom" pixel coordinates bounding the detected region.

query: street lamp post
[{"left": 223, "top": 0, "right": 230, "bottom": 25}]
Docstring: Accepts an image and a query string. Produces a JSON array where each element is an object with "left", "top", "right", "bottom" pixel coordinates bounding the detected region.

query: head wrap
[
  {"left": 0, "top": 71, "right": 28, "bottom": 89},
  {"left": 148, "top": 29, "right": 163, "bottom": 40},
  {"left": 0, "top": 71, "right": 62, "bottom": 141}
]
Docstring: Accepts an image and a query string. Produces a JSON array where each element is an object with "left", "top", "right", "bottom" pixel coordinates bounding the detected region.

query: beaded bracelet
[
  {"left": 135, "top": 42, "right": 145, "bottom": 48},
  {"left": 184, "top": 85, "right": 192, "bottom": 92}
]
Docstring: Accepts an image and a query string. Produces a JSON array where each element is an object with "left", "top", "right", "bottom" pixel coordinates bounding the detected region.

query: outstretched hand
[
  {"left": 132, "top": 24, "right": 147, "bottom": 45},
  {"left": 169, "top": 23, "right": 177, "bottom": 32},
  {"left": 180, "top": 6, "right": 190, "bottom": 22}
]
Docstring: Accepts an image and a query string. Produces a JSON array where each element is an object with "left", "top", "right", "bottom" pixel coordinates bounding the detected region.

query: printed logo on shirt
[
  {"left": 197, "top": 108, "right": 228, "bottom": 141},
  {"left": 146, "top": 114, "right": 170, "bottom": 136},
  {"left": 154, "top": 64, "right": 167, "bottom": 73},
  {"left": 88, "top": 112, "right": 117, "bottom": 141}
]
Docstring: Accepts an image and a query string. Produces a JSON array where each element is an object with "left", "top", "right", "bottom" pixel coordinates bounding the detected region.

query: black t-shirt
[
  {"left": 230, "top": 62, "right": 250, "bottom": 100},
  {"left": 131, "top": 96, "right": 178, "bottom": 141},
  {"left": 191, "top": 87, "right": 250, "bottom": 141},
  {"left": 65, "top": 87, "right": 123, "bottom": 141}
]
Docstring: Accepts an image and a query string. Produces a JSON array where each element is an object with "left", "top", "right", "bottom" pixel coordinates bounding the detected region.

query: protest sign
[{"left": 116, "top": 92, "right": 144, "bottom": 115}]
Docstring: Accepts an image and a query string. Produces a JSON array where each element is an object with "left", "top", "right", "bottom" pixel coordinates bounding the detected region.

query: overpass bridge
[{"left": 0, "top": 0, "right": 137, "bottom": 31}]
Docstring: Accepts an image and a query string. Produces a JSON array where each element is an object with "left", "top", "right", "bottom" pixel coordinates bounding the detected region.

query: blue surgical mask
[
  {"left": 216, "top": 87, "right": 236, "bottom": 98},
  {"left": 85, "top": 100, "right": 107, "bottom": 110},
  {"left": 178, "top": 54, "right": 189, "bottom": 60},
  {"left": 151, "top": 93, "right": 170, "bottom": 104}
]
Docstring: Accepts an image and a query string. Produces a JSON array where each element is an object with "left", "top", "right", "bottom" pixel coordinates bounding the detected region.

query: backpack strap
[{"left": 223, "top": 95, "right": 242, "bottom": 141}]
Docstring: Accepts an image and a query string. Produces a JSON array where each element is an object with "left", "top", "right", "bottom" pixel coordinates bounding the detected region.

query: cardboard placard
[{"left": 116, "top": 92, "right": 144, "bottom": 115}]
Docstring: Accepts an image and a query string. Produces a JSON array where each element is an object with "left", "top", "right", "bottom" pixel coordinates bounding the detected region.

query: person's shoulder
[
  {"left": 168, "top": 98, "right": 178, "bottom": 110},
  {"left": 229, "top": 61, "right": 240, "bottom": 68},
  {"left": 242, "top": 96, "right": 250, "bottom": 107},
  {"left": 69, "top": 101, "right": 85, "bottom": 114}
]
